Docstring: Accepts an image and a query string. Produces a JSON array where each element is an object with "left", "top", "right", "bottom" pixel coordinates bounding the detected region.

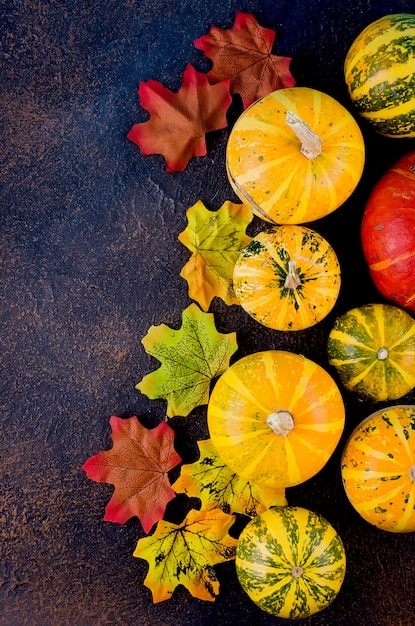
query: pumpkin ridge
[
  {"left": 391, "top": 166, "right": 415, "bottom": 182},
  {"left": 343, "top": 359, "right": 378, "bottom": 384},
  {"left": 369, "top": 248, "right": 415, "bottom": 271},
  {"left": 285, "top": 431, "right": 331, "bottom": 463},
  {"left": 357, "top": 482, "right": 409, "bottom": 515},
  {"left": 241, "top": 440, "right": 287, "bottom": 481},
  {"left": 275, "top": 438, "right": 301, "bottom": 486},
  {"left": 345, "top": 18, "right": 415, "bottom": 78},
  {"left": 262, "top": 164, "right": 303, "bottom": 213},
  {"left": 214, "top": 367, "right": 273, "bottom": 415},
  {"left": 386, "top": 318, "right": 415, "bottom": 350},
  {"left": 386, "top": 357, "right": 415, "bottom": 388},
  {"left": 387, "top": 408, "right": 415, "bottom": 457},
  {"left": 395, "top": 485, "right": 415, "bottom": 531}
]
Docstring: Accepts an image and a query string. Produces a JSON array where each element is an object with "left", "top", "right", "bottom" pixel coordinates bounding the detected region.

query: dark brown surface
[{"left": 2, "top": 1, "right": 415, "bottom": 625}]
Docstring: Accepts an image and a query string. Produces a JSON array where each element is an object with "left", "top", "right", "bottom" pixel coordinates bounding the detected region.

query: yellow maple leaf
[
  {"left": 134, "top": 507, "right": 237, "bottom": 602},
  {"left": 172, "top": 439, "right": 287, "bottom": 516},
  {"left": 178, "top": 200, "right": 253, "bottom": 311}
]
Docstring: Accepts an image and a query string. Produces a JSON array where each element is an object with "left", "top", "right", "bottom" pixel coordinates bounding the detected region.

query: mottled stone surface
[{"left": 1, "top": 1, "right": 415, "bottom": 625}]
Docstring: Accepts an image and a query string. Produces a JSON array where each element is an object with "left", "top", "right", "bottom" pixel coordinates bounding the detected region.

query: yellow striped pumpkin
[
  {"left": 207, "top": 350, "right": 345, "bottom": 490},
  {"left": 233, "top": 225, "right": 341, "bottom": 331},
  {"left": 342, "top": 405, "right": 415, "bottom": 532},
  {"left": 236, "top": 506, "right": 346, "bottom": 619},
  {"left": 344, "top": 14, "right": 415, "bottom": 138},
  {"left": 327, "top": 303, "right": 415, "bottom": 402},
  {"left": 226, "top": 87, "right": 365, "bottom": 224}
]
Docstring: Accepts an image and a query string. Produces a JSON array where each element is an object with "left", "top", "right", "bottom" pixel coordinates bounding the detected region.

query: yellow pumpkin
[
  {"left": 207, "top": 350, "right": 345, "bottom": 490},
  {"left": 233, "top": 225, "right": 341, "bottom": 331},
  {"left": 226, "top": 87, "right": 365, "bottom": 224},
  {"left": 342, "top": 405, "right": 415, "bottom": 532}
]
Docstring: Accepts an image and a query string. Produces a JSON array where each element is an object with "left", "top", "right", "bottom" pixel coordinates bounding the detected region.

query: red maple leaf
[
  {"left": 127, "top": 63, "right": 232, "bottom": 172},
  {"left": 82, "top": 416, "right": 182, "bottom": 533},
  {"left": 194, "top": 12, "right": 295, "bottom": 109}
]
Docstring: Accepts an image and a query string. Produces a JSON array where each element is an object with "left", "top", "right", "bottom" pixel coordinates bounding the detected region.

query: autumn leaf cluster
[
  {"left": 127, "top": 12, "right": 295, "bottom": 171},
  {"left": 83, "top": 11, "right": 295, "bottom": 606}
]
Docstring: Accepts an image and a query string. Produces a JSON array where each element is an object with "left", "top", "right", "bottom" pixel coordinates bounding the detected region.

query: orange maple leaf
[
  {"left": 194, "top": 12, "right": 295, "bottom": 109},
  {"left": 82, "top": 416, "right": 181, "bottom": 533},
  {"left": 127, "top": 64, "right": 232, "bottom": 172}
]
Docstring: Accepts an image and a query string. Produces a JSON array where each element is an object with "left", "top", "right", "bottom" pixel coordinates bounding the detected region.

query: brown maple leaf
[
  {"left": 127, "top": 63, "right": 232, "bottom": 172},
  {"left": 194, "top": 12, "right": 295, "bottom": 108},
  {"left": 82, "top": 416, "right": 182, "bottom": 533}
]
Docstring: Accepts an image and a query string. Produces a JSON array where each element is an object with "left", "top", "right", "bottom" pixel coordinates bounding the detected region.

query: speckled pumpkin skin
[
  {"left": 226, "top": 87, "right": 365, "bottom": 224},
  {"left": 342, "top": 405, "right": 415, "bottom": 532},
  {"left": 327, "top": 303, "right": 415, "bottom": 402},
  {"left": 236, "top": 506, "right": 346, "bottom": 619},
  {"left": 207, "top": 350, "right": 345, "bottom": 489},
  {"left": 344, "top": 14, "right": 415, "bottom": 138},
  {"left": 233, "top": 225, "right": 341, "bottom": 331}
]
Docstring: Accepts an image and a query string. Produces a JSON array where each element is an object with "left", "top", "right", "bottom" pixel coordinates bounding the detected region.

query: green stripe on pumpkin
[{"left": 345, "top": 14, "right": 415, "bottom": 137}]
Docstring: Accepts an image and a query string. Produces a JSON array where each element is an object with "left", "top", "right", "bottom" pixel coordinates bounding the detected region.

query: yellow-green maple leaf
[
  {"left": 172, "top": 439, "right": 287, "bottom": 516},
  {"left": 134, "top": 507, "right": 237, "bottom": 602},
  {"left": 178, "top": 200, "right": 253, "bottom": 311},
  {"left": 136, "top": 303, "right": 238, "bottom": 417}
]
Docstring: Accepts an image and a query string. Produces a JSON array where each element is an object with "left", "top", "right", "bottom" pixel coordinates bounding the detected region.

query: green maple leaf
[
  {"left": 178, "top": 200, "right": 253, "bottom": 311},
  {"left": 134, "top": 507, "right": 237, "bottom": 602},
  {"left": 136, "top": 303, "right": 238, "bottom": 417},
  {"left": 172, "top": 439, "right": 287, "bottom": 517}
]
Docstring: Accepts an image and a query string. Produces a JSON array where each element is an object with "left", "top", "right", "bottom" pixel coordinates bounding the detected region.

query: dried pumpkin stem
[
  {"left": 286, "top": 110, "right": 323, "bottom": 159},
  {"left": 377, "top": 347, "right": 388, "bottom": 360},
  {"left": 291, "top": 566, "right": 304, "bottom": 578},
  {"left": 267, "top": 410, "right": 294, "bottom": 436},
  {"left": 284, "top": 260, "right": 301, "bottom": 290},
  {"left": 409, "top": 465, "right": 415, "bottom": 481}
]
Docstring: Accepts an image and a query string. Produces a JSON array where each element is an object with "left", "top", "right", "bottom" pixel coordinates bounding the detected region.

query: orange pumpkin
[
  {"left": 342, "top": 405, "right": 415, "bottom": 532},
  {"left": 226, "top": 87, "right": 365, "bottom": 224},
  {"left": 233, "top": 225, "right": 341, "bottom": 331},
  {"left": 207, "top": 350, "right": 345, "bottom": 489}
]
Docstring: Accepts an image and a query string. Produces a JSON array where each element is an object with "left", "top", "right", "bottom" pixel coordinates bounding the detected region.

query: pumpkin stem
[
  {"left": 409, "top": 465, "right": 415, "bottom": 481},
  {"left": 267, "top": 410, "right": 294, "bottom": 436},
  {"left": 377, "top": 347, "right": 388, "bottom": 360},
  {"left": 284, "top": 260, "right": 301, "bottom": 290},
  {"left": 285, "top": 111, "right": 323, "bottom": 159},
  {"left": 291, "top": 566, "right": 304, "bottom": 578}
]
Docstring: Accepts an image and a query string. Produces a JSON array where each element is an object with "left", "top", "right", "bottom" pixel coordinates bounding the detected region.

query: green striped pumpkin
[
  {"left": 327, "top": 303, "right": 415, "bottom": 402},
  {"left": 236, "top": 506, "right": 346, "bottom": 619},
  {"left": 344, "top": 13, "right": 415, "bottom": 137}
]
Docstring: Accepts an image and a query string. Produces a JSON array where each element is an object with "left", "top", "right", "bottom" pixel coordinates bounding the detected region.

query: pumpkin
[
  {"left": 342, "top": 405, "right": 415, "bottom": 532},
  {"left": 233, "top": 225, "right": 341, "bottom": 331},
  {"left": 236, "top": 506, "right": 346, "bottom": 619},
  {"left": 344, "top": 14, "right": 415, "bottom": 138},
  {"left": 207, "top": 350, "right": 345, "bottom": 490},
  {"left": 327, "top": 303, "right": 415, "bottom": 402},
  {"left": 226, "top": 86, "right": 365, "bottom": 224},
  {"left": 361, "top": 151, "right": 415, "bottom": 312}
]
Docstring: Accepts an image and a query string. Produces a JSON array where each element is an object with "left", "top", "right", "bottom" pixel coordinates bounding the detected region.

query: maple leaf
[
  {"left": 82, "top": 416, "right": 181, "bottom": 533},
  {"left": 127, "top": 63, "right": 232, "bottom": 172},
  {"left": 172, "top": 439, "right": 287, "bottom": 517},
  {"left": 178, "top": 200, "right": 253, "bottom": 311},
  {"left": 136, "top": 303, "right": 238, "bottom": 418},
  {"left": 194, "top": 12, "right": 296, "bottom": 109},
  {"left": 134, "top": 507, "right": 237, "bottom": 602}
]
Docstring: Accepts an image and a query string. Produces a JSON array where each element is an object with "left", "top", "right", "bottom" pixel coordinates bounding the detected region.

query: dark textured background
[{"left": 2, "top": 1, "right": 415, "bottom": 624}]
